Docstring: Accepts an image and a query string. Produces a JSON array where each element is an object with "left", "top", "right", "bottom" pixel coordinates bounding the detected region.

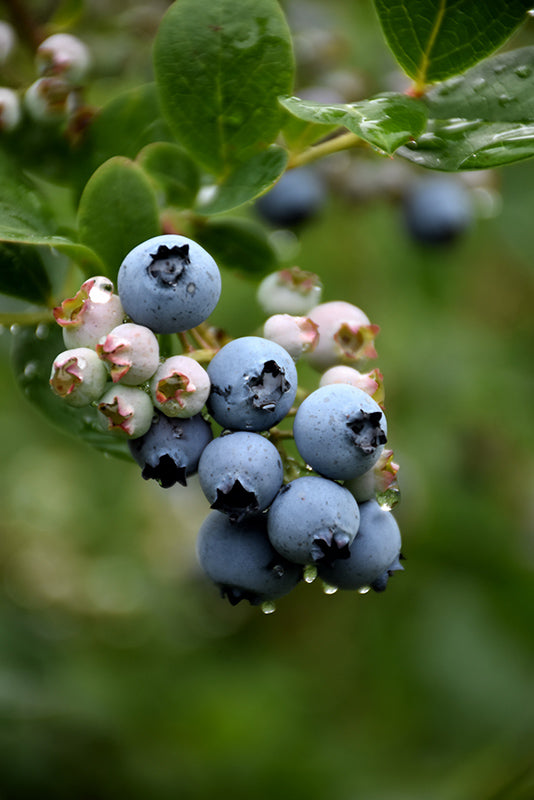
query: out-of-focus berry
[
  {"left": 257, "top": 266, "right": 322, "bottom": 316},
  {"left": 36, "top": 33, "right": 91, "bottom": 86},
  {"left": 305, "top": 300, "right": 379, "bottom": 372}
]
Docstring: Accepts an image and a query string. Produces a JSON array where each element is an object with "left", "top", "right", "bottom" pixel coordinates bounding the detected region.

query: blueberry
[
  {"left": 293, "top": 383, "right": 387, "bottom": 480},
  {"left": 318, "top": 499, "right": 403, "bottom": 591},
  {"left": 198, "top": 432, "right": 284, "bottom": 522},
  {"left": 128, "top": 410, "right": 213, "bottom": 487},
  {"left": 403, "top": 177, "right": 473, "bottom": 245},
  {"left": 196, "top": 511, "right": 302, "bottom": 606},
  {"left": 255, "top": 167, "right": 326, "bottom": 228},
  {"left": 117, "top": 234, "right": 221, "bottom": 334},
  {"left": 206, "top": 336, "right": 298, "bottom": 431},
  {"left": 50, "top": 347, "right": 107, "bottom": 407},
  {"left": 267, "top": 475, "right": 360, "bottom": 565}
]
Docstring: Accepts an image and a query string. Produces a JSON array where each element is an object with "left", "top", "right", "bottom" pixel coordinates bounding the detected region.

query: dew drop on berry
[
  {"left": 261, "top": 600, "right": 277, "bottom": 614},
  {"left": 322, "top": 582, "right": 338, "bottom": 595},
  {"left": 357, "top": 586, "right": 371, "bottom": 595},
  {"left": 303, "top": 564, "right": 318, "bottom": 583}
]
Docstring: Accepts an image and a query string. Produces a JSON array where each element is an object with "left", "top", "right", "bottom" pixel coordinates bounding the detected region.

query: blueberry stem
[
  {"left": 177, "top": 331, "right": 196, "bottom": 353},
  {"left": 288, "top": 131, "right": 368, "bottom": 169}
]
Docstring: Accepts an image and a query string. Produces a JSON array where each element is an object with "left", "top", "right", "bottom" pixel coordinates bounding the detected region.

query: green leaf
[
  {"left": 49, "top": 0, "right": 84, "bottom": 27},
  {"left": 88, "top": 83, "right": 173, "bottom": 168},
  {"left": 137, "top": 143, "right": 200, "bottom": 209},
  {"left": 0, "top": 244, "right": 52, "bottom": 305},
  {"left": 373, "top": 0, "right": 532, "bottom": 85},
  {"left": 280, "top": 93, "right": 427, "bottom": 155},
  {"left": 10, "top": 322, "right": 132, "bottom": 460},
  {"left": 281, "top": 111, "right": 336, "bottom": 154},
  {"left": 399, "top": 47, "right": 534, "bottom": 170},
  {"left": 196, "top": 146, "right": 288, "bottom": 215},
  {"left": 153, "top": 0, "right": 294, "bottom": 175},
  {"left": 0, "top": 151, "right": 103, "bottom": 275},
  {"left": 77, "top": 157, "right": 161, "bottom": 282},
  {"left": 195, "top": 217, "right": 279, "bottom": 276}
]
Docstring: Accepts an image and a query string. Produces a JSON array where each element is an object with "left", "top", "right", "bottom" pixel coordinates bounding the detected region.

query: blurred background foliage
[{"left": 0, "top": 0, "right": 533, "bottom": 798}]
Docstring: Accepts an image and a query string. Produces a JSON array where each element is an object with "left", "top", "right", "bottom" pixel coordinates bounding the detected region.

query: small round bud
[
  {"left": 305, "top": 301, "right": 379, "bottom": 372},
  {"left": 263, "top": 313, "right": 319, "bottom": 361},
  {"left": 54, "top": 276, "right": 124, "bottom": 349},
  {"left": 0, "top": 87, "right": 21, "bottom": 132},
  {"left": 97, "top": 385, "right": 154, "bottom": 439},
  {"left": 24, "top": 77, "right": 71, "bottom": 123},
  {"left": 257, "top": 267, "right": 322, "bottom": 315},
  {"left": 150, "top": 355, "right": 210, "bottom": 417},
  {"left": 36, "top": 33, "right": 91, "bottom": 85},
  {"left": 49, "top": 347, "right": 107, "bottom": 407},
  {"left": 96, "top": 322, "right": 159, "bottom": 385}
]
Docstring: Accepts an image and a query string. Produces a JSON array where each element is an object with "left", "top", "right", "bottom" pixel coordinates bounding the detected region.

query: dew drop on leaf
[
  {"left": 35, "top": 323, "right": 50, "bottom": 340},
  {"left": 514, "top": 65, "right": 532, "bottom": 79}
]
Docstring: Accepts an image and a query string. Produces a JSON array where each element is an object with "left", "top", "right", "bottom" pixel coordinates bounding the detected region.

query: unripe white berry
[
  {"left": 50, "top": 347, "right": 107, "bottom": 407},
  {"left": 36, "top": 33, "right": 91, "bottom": 85},
  {"left": 96, "top": 322, "right": 160, "bottom": 385},
  {"left": 150, "top": 355, "right": 210, "bottom": 417}
]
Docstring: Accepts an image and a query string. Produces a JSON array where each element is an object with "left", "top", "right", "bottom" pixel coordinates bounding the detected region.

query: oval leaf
[
  {"left": 373, "top": 0, "right": 532, "bottom": 85},
  {"left": 153, "top": 0, "right": 294, "bottom": 175},
  {"left": 77, "top": 157, "right": 161, "bottom": 282},
  {"left": 196, "top": 146, "right": 288, "bottom": 215},
  {"left": 11, "top": 322, "right": 132, "bottom": 460},
  {"left": 137, "top": 142, "right": 200, "bottom": 209},
  {"left": 194, "top": 217, "right": 279, "bottom": 276},
  {"left": 280, "top": 93, "right": 427, "bottom": 155},
  {"left": 399, "top": 47, "right": 534, "bottom": 170}
]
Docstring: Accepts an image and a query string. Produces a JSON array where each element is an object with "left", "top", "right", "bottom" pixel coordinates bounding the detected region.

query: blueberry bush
[{"left": 0, "top": 0, "right": 533, "bottom": 797}]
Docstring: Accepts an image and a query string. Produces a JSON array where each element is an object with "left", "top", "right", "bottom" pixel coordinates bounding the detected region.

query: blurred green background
[{"left": 0, "top": 1, "right": 533, "bottom": 798}]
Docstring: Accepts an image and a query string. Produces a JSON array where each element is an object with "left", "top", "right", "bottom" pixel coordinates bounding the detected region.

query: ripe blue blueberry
[
  {"left": 117, "top": 234, "right": 221, "bottom": 333},
  {"left": 206, "top": 336, "right": 298, "bottom": 431},
  {"left": 318, "top": 499, "right": 403, "bottom": 592},
  {"left": 293, "top": 383, "right": 387, "bottom": 480},
  {"left": 267, "top": 475, "right": 360, "bottom": 565},
  {"left": 196, "top": 511, "right": 302, "bottom": 606},
  {"left": 403, "top": 177, "right": 473, "bottom": 245},
  {"left": 198, "top": 432, "right": 284, "bottom": 522},
  {"left": 255, "top": 166, "right": 326, "bottom": 228},
  {"left": 128, "top": 410, "right": 213, "bottom": 487}
]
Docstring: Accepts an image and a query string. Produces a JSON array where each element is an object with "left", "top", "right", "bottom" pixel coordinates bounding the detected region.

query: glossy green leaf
[
  {"left": 195, "top": 217, "right": 279, "bottom": 276},
  {"left": 373, "top": 0, "right": 532, "bottom": 85},
  {"left": 137, "top": 143, "right": 200, "bottom": 209},
  {"left": 196, "top": 146, "right": 288, "bottom": 215},
  {"left": 88, "top": 83, "right": 173, "bottom": 169},
  {"left": 399, "top": 47, "right": 534, "bottom": 170},
  {"left": 153, "top": 0, "right": 294, "bottom": 175},
  {"left": 0, "top": 244, "right": 52, "bottom": 305},
  {"left": 281, "top": 111, "right": 336, "bottom": 154},
  {"left": 10, "top": 322, "right": 132, "bottom": 460},
  {"left": 77, "top": 157, "right": 161, "bottom": 282},
  {"left": 280, "top": 93, "right": 427, "bottom": 155}
]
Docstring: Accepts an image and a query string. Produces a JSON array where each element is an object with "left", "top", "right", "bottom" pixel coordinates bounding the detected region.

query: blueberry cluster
[{"left": 50, "top": 235, "right": 403, "bottom": 613}]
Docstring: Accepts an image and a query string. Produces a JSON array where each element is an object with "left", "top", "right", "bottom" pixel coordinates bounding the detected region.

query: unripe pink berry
[
  {"left": 96, "top": 322, "right": 159, "bottom": 385},
  {"left": 319, "top": 365, "right": 384, "bottom": 406},
  {"left": 263, "top": 313, "right": 319, "bottom": 361},
  {"left": 36, "top": 33, "right": 91, "bottom": 85},
  {"left": 54, "top": 276, "right": 124, "bottom": 349},
  {"left": 49, "top": 347, "right": 107, "bottom": 407},
  {"left": 97, "top": 385, "right": 154, "bottom": 439},
  {"left": 0, "top": 87, "right": 21, "bottom": 131},
  {"left": 257, "top": 266, "right": 322, "bottom": 315},
  {"left": 305, "top": 300, "right": 379, "bottom": 372},
  {"left": 150, "top": 355, "right": 210, "bottom": 417},
  {"left": 345, "top": 449, "right": 399, "bottom": 503}
]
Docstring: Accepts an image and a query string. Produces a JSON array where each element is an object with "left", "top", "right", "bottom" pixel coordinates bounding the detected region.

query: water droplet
[
  {"left": 35, "top": 323, "right": 49, "bottom": 340},
  {"left": 494, "top": 63, "right": 507, "bottom": 75},
  {"left": 377, "top": 487, "right": 400, "bottom": 510},
  {"left": 24, "top": 362, "right": 38, "bottom": 379},
  {"left": 322, "top": 582, "right": 338, "bottom": 595},
  {"left": 261, "top": 600, "right": 276, "bottom": 614},
  {"left": 88, "top": 276, "right": 114, "bottom": 303},
  {"left": 514, "top": 65, "right": 532, "bottom": 79},
  {"left": 10, "top": 323, "right": 20, "bottom": 335},
  {"left": 303, "top": 564, "right": 317, "bottom": 583},
  {"left": 498, "top": 94, "right": 512, "bottom": 106},
  {"left": 357, "top": 586, "right": 371, "bottom": 595},
  {"left": 528, "top": 8, "right": 534, "bottom": 17},
  {"left": 472, "top": 77, "right": 486, "bottom": 91}
]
